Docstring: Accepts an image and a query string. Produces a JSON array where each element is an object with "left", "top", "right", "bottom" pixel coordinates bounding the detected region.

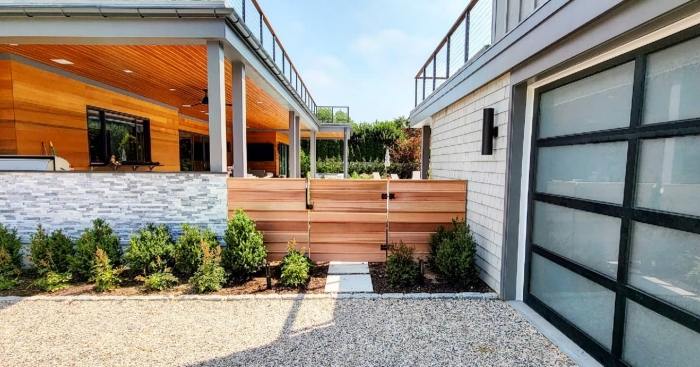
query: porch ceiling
[{"left": 0, "top": 44, "right": 290, "bottom": 130}]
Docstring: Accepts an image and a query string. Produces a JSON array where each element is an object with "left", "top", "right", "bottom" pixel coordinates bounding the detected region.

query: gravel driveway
[{"left": 0, "top": 298, "right": 577, "bottom": 367}]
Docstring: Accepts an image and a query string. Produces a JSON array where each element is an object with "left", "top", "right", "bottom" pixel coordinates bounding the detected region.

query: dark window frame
[
  {"left": 525, "top": 26, "right": 700, "bottom": 367},
  {"left": 86, "top": 106, "right": 151, "bottom": 165}
]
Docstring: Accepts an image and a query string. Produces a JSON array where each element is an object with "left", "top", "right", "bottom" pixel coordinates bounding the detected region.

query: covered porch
[{"left": 0, "top": 0, "right": 351, "bottom": 178}]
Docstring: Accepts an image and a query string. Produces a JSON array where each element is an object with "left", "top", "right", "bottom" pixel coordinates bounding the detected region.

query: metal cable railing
[
  {"left": 414, "top": 0, "right": 493, "bottom": 107},
  {"left": 226, "top": 0, "right": 318, "bottom": 116}
]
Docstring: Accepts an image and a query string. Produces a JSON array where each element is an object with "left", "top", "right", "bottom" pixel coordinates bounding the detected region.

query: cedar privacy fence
[
  {"left": 415, "top": 0, "right": 493, "bottom": 106},
  {"left": 228, "top": 178, "right": 468, "bottom": 262}
]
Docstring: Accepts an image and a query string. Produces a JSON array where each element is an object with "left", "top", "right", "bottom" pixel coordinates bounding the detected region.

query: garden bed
[
  {"left": 0, "top": 263, "right": 328, "bottom": 297},
  {"left": 369, "top": 263, "right": 492, "bottom": 294}
]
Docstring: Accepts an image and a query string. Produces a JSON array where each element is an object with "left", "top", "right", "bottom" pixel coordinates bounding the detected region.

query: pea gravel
[{"left": 0, "top": 298, "right": 578, "bottom": 367}]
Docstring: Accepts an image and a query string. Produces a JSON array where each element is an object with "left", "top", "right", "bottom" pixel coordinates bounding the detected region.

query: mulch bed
[
  {"left": 369, "top": 263, "right": 493, "bottom": 294},
  {"left": 0, "top": 263, "right": 328, "bottom": 297}
]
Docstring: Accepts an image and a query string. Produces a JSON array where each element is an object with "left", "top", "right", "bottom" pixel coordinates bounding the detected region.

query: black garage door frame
[{"left": 524, "top": 25, "right": 700, "bottom": 367}]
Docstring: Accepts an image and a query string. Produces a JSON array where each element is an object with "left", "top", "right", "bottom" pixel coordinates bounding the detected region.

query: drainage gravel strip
[
  {"left": 0, "top": 292, "right": 498, "bottom": 302},
  {"left": 0, "top": 297, "right": 577, "bottom": 367}
]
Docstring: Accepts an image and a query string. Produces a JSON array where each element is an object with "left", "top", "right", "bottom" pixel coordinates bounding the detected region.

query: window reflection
[
  {"left": 629, "top": 222, "right": 700, "bottom": 317},
  {"left": 636, "top": 135, "right": 700, "bottom": 217}
]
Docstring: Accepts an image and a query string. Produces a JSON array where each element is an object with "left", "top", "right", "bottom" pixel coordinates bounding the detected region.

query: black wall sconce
[{"left": 481, "top": 108, "right": 498, "bottom": 155}]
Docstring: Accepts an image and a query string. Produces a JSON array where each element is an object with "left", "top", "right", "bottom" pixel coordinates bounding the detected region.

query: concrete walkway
[{"left": 324, "top": 261, "right": 373, "bottom": 293}]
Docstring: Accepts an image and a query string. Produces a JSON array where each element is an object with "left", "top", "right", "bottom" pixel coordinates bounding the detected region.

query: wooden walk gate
[{"left": 227, "top": 178, "right": 467, "bottom": 262}]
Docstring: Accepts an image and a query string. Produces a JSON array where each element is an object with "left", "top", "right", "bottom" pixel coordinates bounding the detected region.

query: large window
[
  {"left": 527, "top": 30, "right": 700, "bottom": 367},
  {"left": 87, "top": 107, "right": 151, "bottom": 165}
]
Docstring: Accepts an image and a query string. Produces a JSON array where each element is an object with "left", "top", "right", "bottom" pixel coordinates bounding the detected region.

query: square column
[
  {"left": 232, "top": 60, "right": 247, "bottom": 177},
  {"left": 310, "top": 131, "right": 317, "bottom": 179},
  {"left": 288, "top": 111, "right": 298, "bottom": 178},
  {"left": 294, "top": 115, "right": 301, "bottom": 178},
  {"left": 206, "top": 41, "right": 226, "bottom": 172},
  {"left": 343, "top": 127, "right": 349, "bottom": 179},
  {"left": 421, "top": 125, "right": 431, "bottom": 179}
]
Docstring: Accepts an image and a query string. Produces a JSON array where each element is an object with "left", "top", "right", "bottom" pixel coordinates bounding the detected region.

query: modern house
[
  {"left": 412, "top": 0, "right": 700, "bottom": 366},
  {"left": 0, "top": 0, "right": 353, "bottom": 178},
  {"left": 0, "top": 0, "right": 357, "bottom": 241}
]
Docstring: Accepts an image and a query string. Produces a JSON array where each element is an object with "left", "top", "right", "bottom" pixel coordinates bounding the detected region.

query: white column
[
  {"left": 294, "top": 115, "right": 301, "bottom": 178},
  {"left": 343, "top": 127, "right": 349, "bottom": 179},
  {"left": 310, "top": 131, "right": 317, "bottom": 179},
  {"left": 206, "top": 41, "right": 226, "bottom": 172},
  {"left": 288, "top": 111, "right": 297, "bottom": 178},
  {"left": 232, "top": 60, "right": 247, "bottom": 177}
]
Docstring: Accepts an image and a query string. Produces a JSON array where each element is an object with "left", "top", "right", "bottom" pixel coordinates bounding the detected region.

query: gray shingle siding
[{"left": 429, "top": 73, "right": 510, "bottom": 294}]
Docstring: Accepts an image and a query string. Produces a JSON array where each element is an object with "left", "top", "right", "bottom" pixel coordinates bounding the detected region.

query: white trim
[{"left": 515, "top": 11, "right": 700, "bottom": 301}]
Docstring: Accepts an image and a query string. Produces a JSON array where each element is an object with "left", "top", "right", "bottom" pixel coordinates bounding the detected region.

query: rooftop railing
[
  {"left": 227, "top": 0, "right": 318, "bottom": 116},
  {"left": 414, "top": 0, "right": 493, "bottom": 107},
  {"left": 316, "top": 106, "right": 350, "bottom": 124}
]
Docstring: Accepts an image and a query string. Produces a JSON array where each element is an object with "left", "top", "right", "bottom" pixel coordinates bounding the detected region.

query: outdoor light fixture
[
  {"left": 481, "top": 108, "right": 497, "bottom": 155},
  {"left": 50, "top": 59, "right": 73, "bottom": 65},
  {"left": 123, "top": 69, "right": 133, "bottom": 73},
  {"left": 169, "top": 88, "right": 176, "bottom": 91}
]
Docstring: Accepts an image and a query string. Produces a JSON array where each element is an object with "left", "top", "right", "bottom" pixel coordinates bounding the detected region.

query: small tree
[
  {"left": 221, "top": 209, "right": 266, "bottom": 280},
  {"left": 189, "top": 241, "right": 227, "bottom": 293},
  {"left": 0, "top": 223, "right": 23, "bottom": 270},
  {"left": 174, "top": 224, "right": 219, "bottom": 277},
  {"left": 71, "top": 219, "right": 122, "bottom": 281},
  {"left": 280, "top": 238, "right": 313, "bottom": 287},
  {"left": 125, "top": 223, "right": 176, "bottom": 276},
  {"left": 386, "top": 242, "right": 420, "bottom": 287},
  {"left": 91, "top": 248, "right": 128, "bottom": 292},
  {"left": 431, "top": 219, "right": 479, "bottom": 289},
  {"left": 29, "top": 225, "right": 74, "bottom": 292},
  {"left": 0, "top": 248, "right": 20, "bottom": 291}
]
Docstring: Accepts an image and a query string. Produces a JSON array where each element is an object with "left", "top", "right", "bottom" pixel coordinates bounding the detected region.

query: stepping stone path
[{"left": 324, "top": 261, "right": 373, "bottom": 293}]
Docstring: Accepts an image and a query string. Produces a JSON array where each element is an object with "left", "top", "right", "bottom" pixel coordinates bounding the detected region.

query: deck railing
[
  {"left": 414, "top": 0, "right": 493, "bottom": 107},
  {"left": 226, "top": 0, "right": 318, "bottom": 116}
]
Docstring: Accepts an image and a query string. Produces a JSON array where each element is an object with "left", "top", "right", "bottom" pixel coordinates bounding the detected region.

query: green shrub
[
  {"left": 0, "top": 223, "right": 23, "bottom": 270},
  {"left": 29, "top": 225, "right": 75, "bottom": 292},
  {"left": 137, "top": 269, "right": 178, "bottom": 291},
  {"left": 221, "top": 209, "right": 266, "bottom": 280},
  {"left": 91, "top": 248, "right": 128, "bottom": 292},
  {"left": 71, "top": 219, "right": 123, "bottom": 281},
  {"left": 386, "top": 242, "right": 420, "bottom": 287},
  {"left": 280, "top": 238, "right": 313, "bottom": 287},
  {"left": 125, "top": 223, "right": 176, "bottom": 276},
  {"left": 431, "top": 219, "right": 479, "bottom": 289},
  {"left": 32, "top": 271, "right": 72, "bottom": 292},
  {"left": 0, "top": 248, "right": 20, "bottom": 291},
  {"left": 174, "top": 224, "right": 219, "bottom": 277},
  {"left": 428, "top": 224, "right": 451, "bottom": 271},
  {"left": 29, "top": 225, "right": 74, "bottom": 274},
  {"left": 189, "top": 242, "right": 227, "bottom": 293}
]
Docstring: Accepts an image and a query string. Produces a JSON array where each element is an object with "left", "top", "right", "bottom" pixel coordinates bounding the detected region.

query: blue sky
[{"left": 256, "top": 0, "right": 467, "bottom": 123}]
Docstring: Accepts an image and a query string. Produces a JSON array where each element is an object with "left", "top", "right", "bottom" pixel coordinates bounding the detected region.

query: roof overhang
[{"left": 0, "top": 0, "right": 321, "bottom": 131}]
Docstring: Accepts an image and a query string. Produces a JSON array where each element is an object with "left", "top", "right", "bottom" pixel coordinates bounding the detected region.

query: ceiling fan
[{"left": 183, "top": 89, "right": 232, "bottom": 107}]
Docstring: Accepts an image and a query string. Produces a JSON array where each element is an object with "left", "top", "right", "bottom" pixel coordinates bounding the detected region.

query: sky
[{"left": 256, "top": 0, "right": 467, "bottom": 123}]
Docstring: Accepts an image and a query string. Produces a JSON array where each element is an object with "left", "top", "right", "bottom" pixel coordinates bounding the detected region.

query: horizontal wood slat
[{"left": 228, "top": 178, "right": 467, "bottom": 262}]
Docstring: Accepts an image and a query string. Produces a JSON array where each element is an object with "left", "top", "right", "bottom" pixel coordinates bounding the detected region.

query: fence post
[
  {"left": 432, "top": 54, "right": 437, "bottom": 91},
  {"left": 415, "top": 78, "right": 418, "bottom": 107},
  {"left": 259, "top": 13, "right": 264, "bottom": 45},
  {"left": 422, "top": 67, "right": 426, "bottom": 100},
  {"left": 446, "top": 36, "right": 451, "bottom": 79},
  {"left": 465, "top": 12, "right": 470, "bottom": 63}
]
